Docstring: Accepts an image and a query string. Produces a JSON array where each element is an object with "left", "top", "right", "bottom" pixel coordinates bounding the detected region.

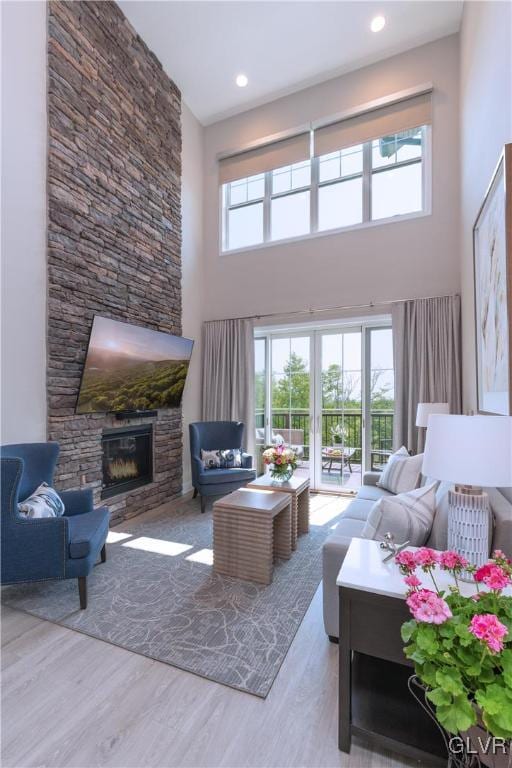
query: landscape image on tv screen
[{"left": 76, "top": 316, "right": 194, "bottom": 414}]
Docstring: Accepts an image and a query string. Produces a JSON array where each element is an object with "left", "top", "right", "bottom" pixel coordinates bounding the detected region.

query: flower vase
[{"left": 269, "top": 464, "right": 293, "bottom": 483}]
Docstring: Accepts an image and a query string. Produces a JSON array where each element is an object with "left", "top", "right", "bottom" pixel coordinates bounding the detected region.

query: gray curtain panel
[
  {"left": 202, "top": 318, "right": 255, "bottom": 455},
  {"left": 392, "top": 295, "right": 462, "bottom": 454}
]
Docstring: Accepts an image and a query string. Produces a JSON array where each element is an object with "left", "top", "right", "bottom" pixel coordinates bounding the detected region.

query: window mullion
[
  {"left": 263, "top": 171, "right": 272, "bottom": 243},
  {"left": 362, "top": 141, "right": 371, "bottom": 223},
  {"left": 310, "top": 155, "right": 319, "bottom": 234}
]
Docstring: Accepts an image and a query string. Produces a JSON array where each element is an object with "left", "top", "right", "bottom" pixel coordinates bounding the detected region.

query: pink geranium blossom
[
  {"left": 475, "top": 564, "right": 511, "bottom": 592},
  {"left": 395, "top": 550, "right": 417, "bottom": 574},
  {"left": 406, "top": 589, "right": 452, "bottom": 625},
  {"left": 414, "top": 548, "right": 440, "bottom": 570},
  {"left": 474, "top": 563, "right": 494, "bottom": 583},
  {"left": 404, "top": 574, "right": 422, "bottom": 588},
  {"left": 484, "top": 565, "right": 511, "bottom": 592},
  {"left": 439, "top": 551, "right": 469, "bottom": 571},
  {"left": 468, "top": 613, "right": 508, "bottom": 654}
]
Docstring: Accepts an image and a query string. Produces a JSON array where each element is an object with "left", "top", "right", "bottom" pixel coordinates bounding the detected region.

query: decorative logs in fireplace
[{"left": 101, "top": 425, "right": 153, "bottom": 499}]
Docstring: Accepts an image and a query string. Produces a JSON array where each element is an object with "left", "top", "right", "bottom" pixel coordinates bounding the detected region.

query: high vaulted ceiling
[{"left": 119, "top": 1, "right": 463, "bottom": 125}]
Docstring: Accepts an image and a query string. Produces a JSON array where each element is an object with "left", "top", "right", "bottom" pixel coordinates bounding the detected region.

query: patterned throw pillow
[
  {"left": 201, "top": 449, "right": 221, "bottom": 470},
  {"left": 377, "top": 446, "right": 423, "bottom": 494},
  {"left": 18, "top": 482, "right": 65, "bottom": 519},
  {"left": 201, "top": 449, "right": 243, "bottom": 469},
  {"left": 361, "top": 482, "right": 437, "bottom": 546},
  {"left": 218, "top": 449, "right": 242, "bottom": 469}
]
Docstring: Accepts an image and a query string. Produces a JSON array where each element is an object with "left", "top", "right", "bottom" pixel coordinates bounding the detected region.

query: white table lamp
[
  {"left": 416, "top": 402, "right": 450, "bottom": 428},
  {"left": 423, "top": 415, "right": 512, "bottom": 575}
]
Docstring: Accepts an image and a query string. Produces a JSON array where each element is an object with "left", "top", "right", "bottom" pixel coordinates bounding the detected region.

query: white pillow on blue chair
[{"left": 18, "top": 482, "right": 65, "bottom": 519}]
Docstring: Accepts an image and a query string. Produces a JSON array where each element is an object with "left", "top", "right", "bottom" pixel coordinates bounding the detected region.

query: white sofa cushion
[
  {"left": 377, "top": 446, "right": 423, "bottom": 495},
  {"left": 361, "top": 482, "right": 437, "bottom": 546}
]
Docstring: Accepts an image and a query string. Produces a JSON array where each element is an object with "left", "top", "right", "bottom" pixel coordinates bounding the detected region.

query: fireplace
[{"left": 101, "top": 425, "right": 153, "bottom": 499}]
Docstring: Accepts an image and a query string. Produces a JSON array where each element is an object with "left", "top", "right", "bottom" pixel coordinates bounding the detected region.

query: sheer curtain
[
  {"left": 392, "top": 295, "right": 462, "bottom": 454},
  {"left": 202, "top": 318, "right": 255, "bottom": 455}
]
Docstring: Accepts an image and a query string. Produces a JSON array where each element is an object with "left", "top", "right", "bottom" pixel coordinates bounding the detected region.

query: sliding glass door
[
  {"left": 316, "top": 328, "right": 363, "bottom": 490},
  {"left": 255, "top": 321, "right": 393, "bottom": 492}
]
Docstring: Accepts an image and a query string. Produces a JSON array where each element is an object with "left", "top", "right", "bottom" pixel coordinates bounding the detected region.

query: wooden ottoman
[
  {"left": 247, "top": 474, "right": 310, "bottom": 550},
  {"left": 213, "top": 488, "right": 292, "bottom": 585}
]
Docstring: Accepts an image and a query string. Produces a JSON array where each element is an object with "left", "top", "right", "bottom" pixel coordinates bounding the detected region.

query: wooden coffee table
[
  {"left": 248, "top": 474, "right": 310, "bottom": 550},
  {"left": 213, "top": 488, "right": 292, "bottom": 585}
]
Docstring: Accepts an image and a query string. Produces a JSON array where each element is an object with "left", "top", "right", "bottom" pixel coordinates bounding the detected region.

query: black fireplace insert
[{"left": 101, "top": 425, "right": 153, "bottom": 499}]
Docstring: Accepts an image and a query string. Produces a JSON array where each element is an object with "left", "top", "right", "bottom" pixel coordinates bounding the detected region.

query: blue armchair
[
  {"left": 1, "top": 442, "right": 109, "bottom": 609},
  {"left": 189, "top": 421, "right": 256, "bottom": 513}
]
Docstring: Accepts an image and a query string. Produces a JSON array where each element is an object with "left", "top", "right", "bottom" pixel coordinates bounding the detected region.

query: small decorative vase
[{"left": 269, "top": 464, "right": 293, "bottom": 483}]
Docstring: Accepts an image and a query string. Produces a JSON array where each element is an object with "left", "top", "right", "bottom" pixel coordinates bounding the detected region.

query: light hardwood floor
[{"left": 1, "top": 494, "right": 415, "bottom": 768}]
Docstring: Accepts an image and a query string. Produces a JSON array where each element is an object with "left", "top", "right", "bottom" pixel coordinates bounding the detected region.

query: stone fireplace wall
[{"left": 47, "top": 1, "right": 183, "bottom": 524}]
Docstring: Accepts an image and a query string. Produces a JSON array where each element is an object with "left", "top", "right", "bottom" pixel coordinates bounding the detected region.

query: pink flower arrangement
[
  {"left": 398, "top": 547, "right": 512, "bottom": 740},
  {"left": 468, "top": 613, "right": 508, "bottom": 654},
  {"left": 406, "top": 589, "right": 452, "bottom": 624},
  {"left": 261, "top": 443, "right": 298, "bottom": 480}
]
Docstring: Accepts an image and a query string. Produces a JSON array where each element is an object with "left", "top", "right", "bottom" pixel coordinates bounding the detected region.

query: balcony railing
[{"left": 255, "top": 409, "right": 393, "bottom": 471}]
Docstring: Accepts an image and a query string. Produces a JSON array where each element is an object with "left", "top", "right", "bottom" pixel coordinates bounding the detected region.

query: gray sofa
[{"left": 322, "top": 471, "right": 512, "bottom": 639}]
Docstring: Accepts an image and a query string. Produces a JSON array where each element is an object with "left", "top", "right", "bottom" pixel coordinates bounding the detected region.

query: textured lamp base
[{"left": 448, "top": 488, "right": 490, "bottom": 581}]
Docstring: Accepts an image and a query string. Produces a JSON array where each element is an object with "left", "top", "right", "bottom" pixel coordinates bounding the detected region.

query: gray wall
[
  {"left": 459, "top": 0, "right": 512, "bottom": 413},
  {"left": 1, "top": 1, "right": 47, "bottom": 444},
  {"left": 203, "top": 35, "right": 460, "bottom": 322},
  {"left": 181, "top": 104, "right": 204, "bottom": 493}
]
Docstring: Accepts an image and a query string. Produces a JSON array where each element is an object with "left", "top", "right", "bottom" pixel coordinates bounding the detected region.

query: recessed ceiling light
[
  {"left": 370, "top": 15, "right": 386, "bottom": 32},
  {"left": 236, "top": 74, "right": 248, "bottom": 88}
]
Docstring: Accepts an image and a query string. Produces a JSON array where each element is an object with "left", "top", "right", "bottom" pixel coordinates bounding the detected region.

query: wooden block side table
[
  {"left": 247, "top": 474, "right": 310, "bottom": 550},
  {"left": 213, "top": 488, "right": 292, "bottom": 585}
]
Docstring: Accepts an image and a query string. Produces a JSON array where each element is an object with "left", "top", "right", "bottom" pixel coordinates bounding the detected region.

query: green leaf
[
  {"left": 401, "top": 620, "right": 416, "bottom": 643},
  {"left": 435, "top": 669, "right": 464, "bottom": 696},
  {"left": 501, "top": 649, "right": 512, "bottom": 687},
  {"left": 476, "top": 682, "right": 512, "bottom": 723},
  {"left": 416, "top": 627, "right": 438, "bottom": 654},
  {"left": 426, "top": 687, "right": 452, "bottom": 707},
  {"left": 437, "top": 695, "right": 475, "bottom": 734},
  {"left": 482, "top": 712, "right": 512, "bottom": 740},
  {"left": 454, "top": 623, "right": 473, "bottom": 647},
  {"left": 409, "top": 648, "right": 426, "bottom": 664}
]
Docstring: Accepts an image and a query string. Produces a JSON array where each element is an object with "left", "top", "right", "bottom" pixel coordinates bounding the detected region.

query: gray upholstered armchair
[
  {"left": 1, "top": 442, "right": 110, "bottom": 609},
  {"left": 189, "top": 421, "right": 256, "bottom": 512}
]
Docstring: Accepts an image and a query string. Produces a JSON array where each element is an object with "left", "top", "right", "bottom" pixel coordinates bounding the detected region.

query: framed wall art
[{"left": 473, "top": 143, "right": 512, "bottom": 415}]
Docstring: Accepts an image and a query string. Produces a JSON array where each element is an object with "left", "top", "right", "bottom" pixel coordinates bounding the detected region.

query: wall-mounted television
[{"left": 76, "top": 315, "right": 194, "bottom": 415}]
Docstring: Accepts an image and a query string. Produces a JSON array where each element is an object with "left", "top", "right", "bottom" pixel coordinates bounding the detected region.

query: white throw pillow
[
  {"left": 18, "top": 482, "right": 65, "bottom": 519},
  {"left": 201, "top": 449, "right": 221, "bottom": 469},
  {"left": 361, "top": 482, "right": 437, "bottom": 546},
  {"left": 377, "top": 446, "right": 423, "bottom": 494}
]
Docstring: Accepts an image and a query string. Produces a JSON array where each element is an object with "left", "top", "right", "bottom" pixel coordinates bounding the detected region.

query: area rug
[{"left": 1, "top": 494, "right": 346, "bottom": 697}]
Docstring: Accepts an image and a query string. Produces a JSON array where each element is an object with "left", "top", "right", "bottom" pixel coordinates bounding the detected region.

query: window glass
[
  {"left": 247, "top": 174, "right": 265, "bottom": 200},
  {"left": 254, "top": 338, "right": 266, "bottom": 441},
  {"left": 372, "top": 128, "right": 422, "bottom": 169},
  {"left": 271, "top": 191, "right": 310, "bottom": 241},
  {"left": 371, "top": 163, "right": 422, "bottom": 220},
  {"left": 229, "top": 174, "right": 264, "bottom": 205},
  {"left": 228, "top": 203, "right": 264, "bottom": 249},
  {"left": 272, "top": 161, "right": 311, "bottom": 195},
  {"left": 341, "top": 145, "right": 363, "bottom": 176},
  {"left": 319, "top": 152, "right": 341, "bottom": 183},
  {"left": 318, "top": 178, "right": 363, "bottom": 231},
  {"left": 319, "top": 145, "right": 362, "bottom": 183},
  {"left": 229, "top": 179, "right": 247, "bottom": 206},
  {"left": 222, "top": 126, "right": 427, "bottom": 251}
]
